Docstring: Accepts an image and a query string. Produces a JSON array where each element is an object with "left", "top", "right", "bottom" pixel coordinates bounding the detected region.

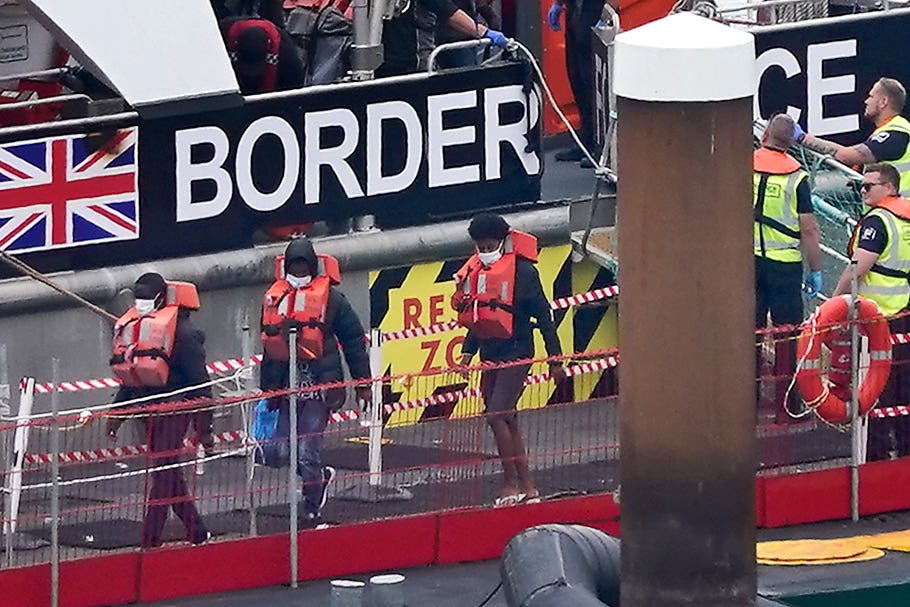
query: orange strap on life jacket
[
  {"left": 261, "top": 254, "right": 340, "bottom": 361},
  {"left": 451, "top": 230, "right": 538, "bottom": 339},
  {"left": 795, "top": 296, "right": 892, "bottom": 424},
  {"left": 226, "top": 19, "right": 282, "bottom": 92}
]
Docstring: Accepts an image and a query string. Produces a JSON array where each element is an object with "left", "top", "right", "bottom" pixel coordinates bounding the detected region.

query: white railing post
[
  {"left": 367, "top": 329, "right": 384, "bottom": 489},
  {"left": 288, "top": 328, "right": 299, "bottom": 589},
  {"left": 50, "top": 360, "right": 60, "bottom": 607},
  {"left": 241, "top": 315, "right": 257, "bottom": 537},
  {"left": 5, "top": 376, "right": 33, "bottom": 566},
  {"left": 850, "top": 262, "right": 860, "bottom": 522}
]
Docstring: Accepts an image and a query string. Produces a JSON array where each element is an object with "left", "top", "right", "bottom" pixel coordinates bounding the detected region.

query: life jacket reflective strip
[
  {"left": 261, "top": 254, "right": 340, "bottom": 361},
  {"left": 226, "top": 19, "right": 281, "bottom": 92},
  {"left": 110, "top": 282, "right": 200, "bottom": 388},
  {"left": 872, "top": 115, "right": 910, "bottom": 197},
  {"left": 848, "top": 196, "right": 910, "bottom": 316},
  {"left": 451, "top": 230, "right": 538, "bottom": 339},
  {"left": 753, "top": 148, "right": 808, "bottom": 263}
]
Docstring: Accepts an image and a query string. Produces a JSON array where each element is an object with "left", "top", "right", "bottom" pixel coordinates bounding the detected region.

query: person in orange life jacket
[
  {"left": 259, "top": 237, "right": 371, "bottom": 522},
  {"left": 833, "top": 163, "right": 910, "bottom": 460},
  {"left": 455, "top": 214, "right": 566, "bottom": 505},
  {"left": 754, "top": 115, "right": 822, "bottom": 423},
  {"left": 796, "top": 78, "right": 910, "bottom": 190},
  {"left": 221, "top": 17, "right": 306, "bottom": 93},
  {"left": 105, "top": 273, "right": 212, "bottom": 548}
]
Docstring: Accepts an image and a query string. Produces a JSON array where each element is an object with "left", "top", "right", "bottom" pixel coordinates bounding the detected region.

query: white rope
[
  {"left": 20, "top": 447, "right": 247, "bottom": 491},
  {"left": 508, "top": 39, "right": 617, "bottom": 183},
  {"left": 782, "top": 313, "right": 825, "bottom": 419}
]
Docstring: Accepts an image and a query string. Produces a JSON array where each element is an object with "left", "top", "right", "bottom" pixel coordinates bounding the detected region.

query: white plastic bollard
[
  {"left": 369, "top": 574, "right": 405, "bottom": 607},
  {"left": 331, "top": 579, "right": 366, "bottom": 607}
]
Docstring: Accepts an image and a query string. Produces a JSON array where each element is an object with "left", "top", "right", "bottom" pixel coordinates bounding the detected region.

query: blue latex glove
[
  {"left": 793, "top": 120, "right": 806, "bottom": 143},
  {"left": 484, "top": 28, "right": 509, "bottom": 48},
  {"left": 803, "top": 270, "right": 822, "bottom": 298},
  {"left": 547, "top": 1, "right": 563, "bottom": 31}
]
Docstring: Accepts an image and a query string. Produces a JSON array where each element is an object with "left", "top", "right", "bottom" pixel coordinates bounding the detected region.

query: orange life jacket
[
  {"left": 261, "top": 254, "right": 341, "bottom": 361},
  {"left": 847, "top": 196, "right": 910, "bottom": 255},
  {"left": 110, "top": 282, "right": 201, "bottom": 388},
  {"left": 226, "top": 19, "right": 281, "bottom": 92},
  {"left": 451, "top": 230, "right": 538, "bottom": 339},
  {"left": 753, "top": 147, "right": 801, "bottom": 174}
]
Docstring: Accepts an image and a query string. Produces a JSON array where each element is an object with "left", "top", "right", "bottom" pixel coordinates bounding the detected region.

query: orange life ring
[{"left": 795, "top": 295, "right": 892, "bottom": 424}]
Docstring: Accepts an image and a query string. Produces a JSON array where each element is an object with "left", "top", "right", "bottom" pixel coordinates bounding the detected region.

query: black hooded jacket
[{"left": 259, "top": 239, "right": 371, "bottom": 394}]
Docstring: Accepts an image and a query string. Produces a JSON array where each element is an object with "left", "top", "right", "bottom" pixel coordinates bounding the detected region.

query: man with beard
[{"left": 797, "top": 77, "right": 910, "bottom": 197}]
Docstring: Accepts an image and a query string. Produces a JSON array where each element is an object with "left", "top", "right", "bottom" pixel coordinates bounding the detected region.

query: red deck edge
[
  {"left": 8, "top": 459, "right": 910, "bottom": 607},
  {"left": 436, "top": 493, "right": 621, "bottom": 564}
]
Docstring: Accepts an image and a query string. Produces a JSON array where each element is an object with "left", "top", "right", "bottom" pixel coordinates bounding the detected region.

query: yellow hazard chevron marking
[
  {"left": 371, "top": 246, "right": 575, "bottom": 425},
  {"left": 571, "top": 258, "right": 618, "bottom": 403}
]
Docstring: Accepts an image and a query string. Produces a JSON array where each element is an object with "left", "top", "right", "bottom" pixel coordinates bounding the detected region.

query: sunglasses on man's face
[{"left": 861, "top": 181, "right": 886, "bottom": 192}]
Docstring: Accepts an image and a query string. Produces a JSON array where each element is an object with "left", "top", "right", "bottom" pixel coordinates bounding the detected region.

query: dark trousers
[
  {"left": 141, "top": 413, "right": 206, "bottom": 547},
  {"left": 755, "top": 258, "right": 803, "bottom": 423},
  {"left": 564, "top": 0, "right": 602, "bottom": 149},
  {"left": 869, "top": 314, "right": 910, "bottom": 460}
]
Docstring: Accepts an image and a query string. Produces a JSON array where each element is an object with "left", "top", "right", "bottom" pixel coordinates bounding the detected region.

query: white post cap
[{"left": 614, "top": 12, "right": 755, "bottom": 102}]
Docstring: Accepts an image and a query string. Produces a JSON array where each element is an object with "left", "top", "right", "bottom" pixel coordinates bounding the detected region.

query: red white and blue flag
[{"left": 0, "top": 128, "right": 139, "bottom": 253}]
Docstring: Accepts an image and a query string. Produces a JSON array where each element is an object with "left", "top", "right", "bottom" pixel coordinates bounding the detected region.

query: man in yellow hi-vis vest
[
  {"left": 834, "top": 163, "right": 910, "bottom": 460},
  {"left": 755, "top": 114, "right": 822, "bottom": 424},
  {"left": 798, "top": 77, "right": 910, "bottom": 197}
]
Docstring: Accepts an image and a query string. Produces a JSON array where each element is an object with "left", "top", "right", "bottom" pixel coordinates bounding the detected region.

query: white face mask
[
  {"left": 134, "top": 298, "right": 157, "bottom": 317},
  {"left": 477, "top": 246, "right": 503, "bottom": 267},
  {"left": 286, "top": 274, "right": 313, "bottom": 289}
]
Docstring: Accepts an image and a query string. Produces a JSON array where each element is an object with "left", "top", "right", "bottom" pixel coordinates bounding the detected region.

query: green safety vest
[
  {"left": 856, "top": 202, "right": 910, "bottom": 315},
  {"left": 872, "top": 115, "right": 910, "bottom": 198},
  {"left": 753, "top": 149, "right": 809, "bottom": 263}
]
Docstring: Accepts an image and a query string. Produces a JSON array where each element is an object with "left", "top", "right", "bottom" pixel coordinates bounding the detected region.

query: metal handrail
[
  {"left": 0, "top": 94, "right": 90, "bottom": 113},
  {"left": 0, "top": 67, "right": 67, "bottom": 84},
  {"left": 427, "top": 39, "right": 493, "bottom": 74}
]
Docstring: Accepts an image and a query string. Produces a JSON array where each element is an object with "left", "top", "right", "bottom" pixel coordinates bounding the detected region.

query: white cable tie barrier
[
  {"left": 24, "top": 355, "right": 263, "bottom": 394},
  {"left": 23, "top": 430, "right": 246, "bottom": 465},
  {"left": 381, "top": 286, "right": 620, "bottom": 342}
]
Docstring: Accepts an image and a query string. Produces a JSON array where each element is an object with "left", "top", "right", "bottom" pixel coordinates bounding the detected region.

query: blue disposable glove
[
  {"left": 803, "top": 270, "right": 822, "bottom": 298},
  {"left": 484, "top": 28, "right": 509, "bottom": 48},
  {"left": 547, "top": 1, "right": 564, "bottom": 31},
  {"left": 793, "top": 120, "right": 806, "bottom": 143}
]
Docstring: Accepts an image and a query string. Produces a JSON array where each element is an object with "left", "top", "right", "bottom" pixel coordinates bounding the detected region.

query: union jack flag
[{"left": 0, "top": 128, "right": 139, "bottom": 253}]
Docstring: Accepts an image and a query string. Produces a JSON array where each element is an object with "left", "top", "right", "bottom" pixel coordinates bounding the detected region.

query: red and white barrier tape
[
  {"left": 24, "top": 355, "right": 263, "bottom": 395},
  {"left": 892, "top": 333, "right": 910, "bottom": 345},
  {"left": 20, "top": 286, "right": 619, "bottom": 394},
  {"left": 371, "top": 355, "right": 620, "bottom": 419},
  {"left": 870, "top": 405, "right": 910, "bottom": 419},
  {"left": 23, "top": 430, "right": 245, "bottom": 465},
  {"left": 380, "top": 285, "right": 619, "bottom": 342},
  {"left": 24, "top": 356, "right": 620, "bottom": 465}
]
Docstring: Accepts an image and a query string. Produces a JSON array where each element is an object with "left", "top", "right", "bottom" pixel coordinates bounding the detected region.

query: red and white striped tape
[
  {"left": 25, "top": 355, "right": 263, "bottom": 395},
  {"left": 23, "top": 430, "right": 245, "bottom": 465},
  {"left": 370, "top": 355, "right": 620, "bottom": 419},
  {"left": 21, "top": 286, "right": 619, "bottom": 393},
  {"left": 892, "top": 333, "right": 910, "bottom": 345},
  {"left": 870, "top": 405, "right": 910, "bottom": 418},
  {"left": 24, "top": 356, "right": 619, "bottom": 465},
  {"left": 381, "top": 285, "right": 619, "bottom": 342}
]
